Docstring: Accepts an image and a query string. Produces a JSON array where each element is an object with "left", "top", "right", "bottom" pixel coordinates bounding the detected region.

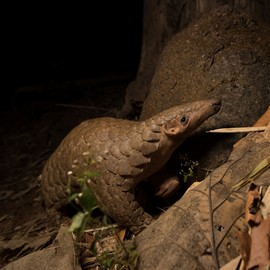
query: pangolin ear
[{"left": 163, "top": 122, "right": 183, "bottom": 136}]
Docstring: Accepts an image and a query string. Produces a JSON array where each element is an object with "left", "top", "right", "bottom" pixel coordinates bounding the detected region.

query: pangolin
[{"left": 41, "top": 99, "right": 221, "bottom": 233}]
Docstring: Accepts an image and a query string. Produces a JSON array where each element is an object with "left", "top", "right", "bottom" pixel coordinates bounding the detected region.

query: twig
[
  {"left": 207, "top": 126, "right": 267, "bottom": 133},
  {"left": 84, "top": 224, "right": 120, "bottom": 233},
  {"left": 56, "top": 103, "right": 115, "bottom": 113},
  {"left": 208, "top": 173, "right": 220, "bottom": 269}
]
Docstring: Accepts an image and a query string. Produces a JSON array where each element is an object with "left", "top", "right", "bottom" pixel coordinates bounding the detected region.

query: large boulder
[
  {"left": 1, "top": 225, "right": 81, "bottom": 270},
  {"left": 140, "top": 6, "right": 270, "bottom": 171},
  {"left": 140, "top": 6, "right": 270, "bottom": 131}
]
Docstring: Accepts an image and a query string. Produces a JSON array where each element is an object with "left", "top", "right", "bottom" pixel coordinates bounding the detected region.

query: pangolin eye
[{"left": 180, "top": 116, "right": 188, "bottom": 124}]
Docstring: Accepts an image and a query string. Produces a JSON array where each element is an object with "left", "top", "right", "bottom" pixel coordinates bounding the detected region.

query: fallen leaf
[
  {"left": 245, "top": 184, "right": 262, "bottom": 225},
  {"left": 247, "top": 216, "right": 270, "bottom": 269}
]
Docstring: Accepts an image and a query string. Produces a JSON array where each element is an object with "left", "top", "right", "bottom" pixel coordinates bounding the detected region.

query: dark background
[{"left": 3, "top": 2, "right": 143, "bottom": 107}]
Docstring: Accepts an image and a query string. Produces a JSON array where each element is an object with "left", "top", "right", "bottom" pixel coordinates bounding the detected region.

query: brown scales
[{"left": 41, "top": 99, "right": 221, "bottom": 233}]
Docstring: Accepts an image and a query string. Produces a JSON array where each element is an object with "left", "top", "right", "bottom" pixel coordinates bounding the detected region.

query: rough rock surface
[
  {"left": 140, "top": 6, "right": 270, "bottom": 131},
  {"left": 135, "top": 124, "right": 270, "bottom": 270},
  {"left": 140, "top": 6, "right": 270, "bottom": 172},
  {"left": 120, "top": 3, "right": 270, "bottom": 119},
  {"left": 2, "top": 225, "right": 81, "bottom": 270}
]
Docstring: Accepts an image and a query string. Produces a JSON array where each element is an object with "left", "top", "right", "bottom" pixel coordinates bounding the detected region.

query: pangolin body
[{"left": 41, "top": 99, "right": 221, "bottom": 233}]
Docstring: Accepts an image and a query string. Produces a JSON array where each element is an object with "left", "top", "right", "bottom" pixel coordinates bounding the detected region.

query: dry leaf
[
  {"left": 253, "top": 105, "right": 270, "bottom": 127},
  {"left": 261, "top": 186, "right": 270, "bottom": 220},
  {"left": 238, "top": 230, "right": 251, "bottom": 268},
  {"left": 247, "top": 216, "right": 270, "bottom": 269},
  {"left": 116, "top": 228, "right": 126, "bottom": 242},
  {"left": 245, "top": 184, "right": 263, "bottom": 225},
  {"left": 239, "top": 183, "right": 270, "bottom": 270}
]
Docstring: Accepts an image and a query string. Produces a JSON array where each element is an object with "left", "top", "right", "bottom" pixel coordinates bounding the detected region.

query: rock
[
  {"left": 140, "top": 6, "right": 270, "bottom": 130},
  {"left": 119, "top": 3, "right": 270, "bottom": 119},
  {"left": 135, "top": 125, "right": 270, "bottom": 270},
  {"left": 140, "top": 6, "right": 270, "bottom": 171},
  {"left": 1, "top": 225, "right": 81, "bottom": 270}
]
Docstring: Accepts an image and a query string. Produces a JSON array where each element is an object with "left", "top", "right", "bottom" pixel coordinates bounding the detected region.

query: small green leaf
[
  {"left": 68, "top": 193, "right": 79, "bottom": 202},
  {"left": 68, "top": 211, "right": 88, "bottom": 232},
  {"left": 247, "top": 156, "right": 270, "bottom": 179},
  {"left": 232, "top": 156, "right": 270, "bottom": 191},
  {"left": 79, "top": 186, "right": 98, "bottom": 212},
  {"left": 83, "top": 171, "right": 100, "bottom": 178}
]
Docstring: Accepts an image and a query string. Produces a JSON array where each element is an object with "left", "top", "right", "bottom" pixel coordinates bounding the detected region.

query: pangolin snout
[{"left": 211, "top": 99, "right": 222, "bottom": 113}]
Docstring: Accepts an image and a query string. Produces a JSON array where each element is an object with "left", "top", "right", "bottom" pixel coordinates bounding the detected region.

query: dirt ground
[{"left": 0, "top": 80, "right": 129, "bottom": 268}]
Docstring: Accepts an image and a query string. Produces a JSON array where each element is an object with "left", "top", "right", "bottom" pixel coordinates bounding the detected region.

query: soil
[{"left": 0, "top": 78, "right": 129, "bottom": 268}]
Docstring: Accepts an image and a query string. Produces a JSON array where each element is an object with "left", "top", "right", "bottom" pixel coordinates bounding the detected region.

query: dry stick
[
  {"left": 84, "top": 224, "right": 119, "bottom": 233},
  {"left": 207, "top": 126, "right": 267, "bottom": 133},
  {"left": 56, "top": 103, "right": 115, "bottom": 113},
  {"left": 208, "top": 173, "right": 220, "bottom": 270}
]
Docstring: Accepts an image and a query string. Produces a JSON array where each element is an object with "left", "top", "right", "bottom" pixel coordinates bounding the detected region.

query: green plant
[
  {"left": 66, "top": 152, "right": 138, "bottom": 269},
  {"left": 178, "top": 154, "right": 199, "bottom": 183},
  {"left": 66, "top": 148, "right": 104, "bottom": 233},
  {"left": 67, "top": 170, "right": 100, "bottom": 232}
]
